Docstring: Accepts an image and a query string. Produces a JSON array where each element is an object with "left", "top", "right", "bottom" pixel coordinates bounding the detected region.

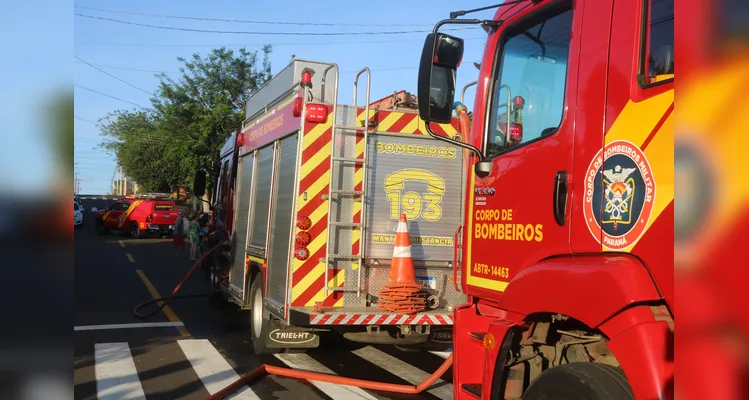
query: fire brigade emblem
[{"left": 583, "top": 140, "right": 655, "bottom": 250}]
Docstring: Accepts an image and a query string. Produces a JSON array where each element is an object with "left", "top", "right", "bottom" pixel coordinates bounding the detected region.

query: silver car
[{"left": 74, "top": 200, "right": 84, "bottom": 228}]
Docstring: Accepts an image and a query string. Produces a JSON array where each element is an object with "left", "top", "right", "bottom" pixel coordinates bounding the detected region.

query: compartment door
[
  {"left": 266, "top": 134, "right": 299, "bottom": 311},
  {"left": 229, "top": 152, "right": 255, "bottom": 296},
  {"left": 365, "top": 135, "right": 465, "bottom": 262}
]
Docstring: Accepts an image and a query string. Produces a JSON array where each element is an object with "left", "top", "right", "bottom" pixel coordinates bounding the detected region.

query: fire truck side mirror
[
  {"left": 193, "top": 171, "right": 207, "bottom": 197},
  {"left": 418, "top": 32, "right": 464, "bottom": 125}
]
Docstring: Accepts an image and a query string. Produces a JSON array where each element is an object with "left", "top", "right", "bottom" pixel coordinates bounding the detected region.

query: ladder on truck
[{"left": 320, "top": 65, "right": 372, "bottom": 298}]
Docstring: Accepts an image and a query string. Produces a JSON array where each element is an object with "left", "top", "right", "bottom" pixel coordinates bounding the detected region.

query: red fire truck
[
  {"left": 206, "top": 59, "right": 469, "bottom": 353},
  {"left": 414, "top": 0, "right": 674, "bottom": 398}
]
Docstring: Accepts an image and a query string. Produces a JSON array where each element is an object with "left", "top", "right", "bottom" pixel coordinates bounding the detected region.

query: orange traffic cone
[{"left": 377, "top": 214, "right": 427, "bottom": 314}]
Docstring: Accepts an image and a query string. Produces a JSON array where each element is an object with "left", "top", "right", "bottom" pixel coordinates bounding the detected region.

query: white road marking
[
  {"left": 274, "top": 353, "right": 378, "bottom": 400},
  {"left": 75, "top": 322, "right": 185, "bottom": 331},
  {"left": 352, "top": 346, "right": 453, "bottom": 400},
  {"left": 94, "top": 343, "right": 147, "bottom": 400},
  {"left": 430, "top": 350, "right": 452, "bottom": 359},
  {"left": 178, "top": 339, "right": 260, "bottom": 400}
]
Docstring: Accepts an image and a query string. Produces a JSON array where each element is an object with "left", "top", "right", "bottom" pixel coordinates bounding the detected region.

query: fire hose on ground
[
  {"left": 132, "top": 242, "right": 223, "bottom": 319},
  {"left": 132, "top": 242, "right": 454, "bottom": 399},
  {"left": 206, "top": 353, "right": 453, "bottom": 400}
]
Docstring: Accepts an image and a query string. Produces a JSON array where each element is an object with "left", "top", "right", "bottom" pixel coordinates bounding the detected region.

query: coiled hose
[{"left": 132, "top": 243, "right": 223, "bottom": 319}]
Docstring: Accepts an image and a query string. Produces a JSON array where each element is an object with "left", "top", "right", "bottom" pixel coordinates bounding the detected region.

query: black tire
[
  {"left": 522, "top": 362, "right": 634, "bottom": 400},
  {"left": 249, "top": 272, "right": 278, "bottom": 355},
  {"left": 95, "top": 219, "right": 108, "bottom": 235},
  {"left": 130, "top": 222, "right": 142, "bottom": 239}
]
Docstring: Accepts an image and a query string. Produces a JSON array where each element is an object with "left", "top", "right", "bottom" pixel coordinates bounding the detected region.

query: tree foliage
[{"left": 99, "top": 46, "right": 273, "bottom": 195}]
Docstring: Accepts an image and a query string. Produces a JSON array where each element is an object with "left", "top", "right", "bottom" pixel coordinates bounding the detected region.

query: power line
[
  {"left": 75, "top": 6, "right": 436, "bottom": 27},
  {"left": 76, "top": 56, "right": 154, "bottom": 95},
  {"left": 75, "top": 13, "right": 477, "bottom": 36},
  {"left": 74, "top": 62, "right": 178, "bottom": 74},
  {"left": 75, "top": 35, "right": 488, "bottom": 48},
  {"left": 75, "top": 115, "right": 99, "bottom": 125},
  {"left": 75, "top": 84, "right": 149, "bottom": 108},
  {"left": 74, "top": 60, "right": 421, "bottom": 75}
]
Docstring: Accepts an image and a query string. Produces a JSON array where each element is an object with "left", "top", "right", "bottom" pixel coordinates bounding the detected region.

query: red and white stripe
[
  {"left": 392, "top": 220, "right": 412, "bottom": 258},
  {"left": 309, "top": 313, "right": 453, "bottom": 325}
]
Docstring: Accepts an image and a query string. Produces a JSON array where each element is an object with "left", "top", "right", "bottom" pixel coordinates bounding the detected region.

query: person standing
[
  {"left": 188, "top": 213, "right": 201, "bottom": 260},
  {"left": 173, "top": 211, "right": 187, "bottom": 257}
]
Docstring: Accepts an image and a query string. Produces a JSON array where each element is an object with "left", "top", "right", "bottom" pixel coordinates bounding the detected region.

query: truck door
[
  {"left": 465, "top": 1, "right": 578, "bottom": 294},
  {"left": 600, "top": 0, "right": 674, "bottom": 300},
  {"left": 104, "top": 201, "right": 129, "bottom": 228}
]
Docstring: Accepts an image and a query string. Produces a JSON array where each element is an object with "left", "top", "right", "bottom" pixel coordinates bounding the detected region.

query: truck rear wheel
[
  {"left": 249, "top": 272, "right": 278, "bottom": 355},
  {"left": 522, "top": 362, "right": 634, "bottom": 400},
  {"left": 130, "top": 222, "right": 143, "bottom": 239}
]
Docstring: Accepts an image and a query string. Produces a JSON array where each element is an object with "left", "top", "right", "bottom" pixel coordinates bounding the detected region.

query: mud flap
[
  {"left": 429, "top": 327, "right": 453, "bottom": 344},
  {"left": 264, "top": 320, "right": 320, "bottom": 349}
]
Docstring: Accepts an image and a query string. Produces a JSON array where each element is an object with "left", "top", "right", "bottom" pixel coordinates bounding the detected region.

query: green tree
[
  {"left": 99, "top": 109, "right": 192, "bottom": 192},
  {"left": 99, "top": 46, "right": 273, "bottom": 199},
  {"left": 153, "top": 46, "right": 273, "bottom": 202}
]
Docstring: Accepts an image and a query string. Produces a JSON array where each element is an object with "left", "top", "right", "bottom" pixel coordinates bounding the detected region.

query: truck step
[
  {"left": 328, "top": 190, "right": 364, "bottom": 196},
  {"left": 461, "top": 384, "right": 482, "bottom": 397},
  {"left": 330, "top": 222, "right": 361, "bottom": 228},
  {"left": 325, "top": 286, "right": 358, "bottom": 293},
  {"left": 332, "top": 156, "right": 365, "bottom": 163},
  {"left": 320, "top": 255, "right": 361, "bottom": 262},
  {"left": 321, "top": 193, "right": 363, "bottom": 201},
  {"left": 334, "top": 124, "right": 374, "bottom": 131}
]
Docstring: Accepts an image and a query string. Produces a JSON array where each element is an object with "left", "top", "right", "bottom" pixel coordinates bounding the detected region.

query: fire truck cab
[{"left": 417, "top": 0, "right": 673, "bottom": 398}]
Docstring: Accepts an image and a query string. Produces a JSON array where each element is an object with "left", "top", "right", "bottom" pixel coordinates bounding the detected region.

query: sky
[{"left": 74, "top": 0, "right": 498, "bottom": 194}]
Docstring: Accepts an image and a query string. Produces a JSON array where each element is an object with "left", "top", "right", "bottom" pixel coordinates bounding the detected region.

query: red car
[{"left": 94, "top": 194, "right": 179, "bottom": 238}]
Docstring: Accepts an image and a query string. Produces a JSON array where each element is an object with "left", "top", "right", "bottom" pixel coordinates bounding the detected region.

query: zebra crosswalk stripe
[
  {"left": 94, "top": 343, "right": 147, "bottom": 400},
  {"left": 352, "top": 347, "right": 454, "bottom": 400},
  {"left": 84, "top": 339, "right": 454, "bottom": 400},
  {"left": 274, "top": 353, "right": 379, "bottom": 400},
  {"left": 178, "top": 339, "right": 261, "bottom": 399}
]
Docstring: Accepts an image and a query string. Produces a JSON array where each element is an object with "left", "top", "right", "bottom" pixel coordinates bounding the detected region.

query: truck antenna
[{"left": 449, "top": 0, "right": 527, "bottom": 19}]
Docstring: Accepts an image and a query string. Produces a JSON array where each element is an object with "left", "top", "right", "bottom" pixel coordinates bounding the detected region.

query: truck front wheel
[{"left": 522, "top": 362, "right": 634, "bottom": 400}]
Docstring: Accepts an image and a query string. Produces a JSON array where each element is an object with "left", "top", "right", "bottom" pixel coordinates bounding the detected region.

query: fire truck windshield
[{"left": 486, "top": 8, "right": 573, "bottom": 158}]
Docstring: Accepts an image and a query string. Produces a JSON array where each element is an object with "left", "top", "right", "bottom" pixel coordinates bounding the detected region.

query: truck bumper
[{"left": 290, "top": 306, "right": 454, "bottom": 326}]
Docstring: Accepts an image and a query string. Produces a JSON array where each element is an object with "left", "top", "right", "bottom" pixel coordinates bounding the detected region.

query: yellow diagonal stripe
[
  {"left": 403, "top": 116, "right": 422, "bottom": 134},
  {"left": 293, "top": 263, "right": 325, "bottom": 301},
  {"left": 300, "top": 143, "right": 332, "bottom": 177},
  {"left": 439, "top": 121, "right": 458, "bottom": 135},
  {"left": 302, "top": 118, "right": 333, "bottom": 151},
  {"left": 356, "top": 109, "right": 377, "bottom": 121},
  {"left": 376, "top": 112, "right": 407, "bottom": 132},
  {"left": 606, "top": 114, "right": 674, "bottom": 252},
  {"left": 118, "top": 200, "right": 143, "bottom": 228},
  {"left": 297, "top": 171, "right": 330, "bottom": 209},
  {"left": 605, "top": 90, "right": 673, "bottom": 146},
  {"left": 304, "top": 269, "right": 345, "bottom": 307}
]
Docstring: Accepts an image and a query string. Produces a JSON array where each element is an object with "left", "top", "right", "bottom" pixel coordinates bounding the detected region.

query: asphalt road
[{"left": 74, "top": 197, "right": 455, "bottom": 400}]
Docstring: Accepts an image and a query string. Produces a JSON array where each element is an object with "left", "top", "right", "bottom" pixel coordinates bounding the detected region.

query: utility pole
[
  {"left": 118, "top": 166, "right": 123, "bottom": 195},
  {"left": 124, "top": 174, "right": 128, "bottom": 196}
]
